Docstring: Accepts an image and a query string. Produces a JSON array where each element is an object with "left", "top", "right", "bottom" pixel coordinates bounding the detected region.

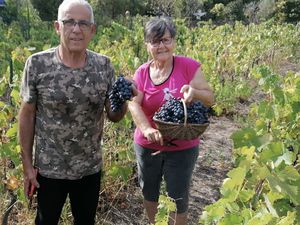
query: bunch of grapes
[
  {"left": 186, "top": 101, "right": 209, "bottom": 124},
  {"left": 154, "top": 97, "right": 209, "bottom": 124},
  {"left": 109, "top": 75, "right": 133, "bottom": 112},
  {"left": 154, "top": 98, "right": 185, "bottom": 123}
]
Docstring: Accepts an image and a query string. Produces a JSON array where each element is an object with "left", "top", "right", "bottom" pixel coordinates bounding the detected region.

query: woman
[{"left": 128, "top": 17, "right": 214, "bottom": 225}]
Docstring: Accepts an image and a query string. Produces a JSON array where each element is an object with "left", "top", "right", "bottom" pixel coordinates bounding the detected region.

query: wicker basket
[{"left": 153, "top": 99, "right": 209, "bottom": 140}]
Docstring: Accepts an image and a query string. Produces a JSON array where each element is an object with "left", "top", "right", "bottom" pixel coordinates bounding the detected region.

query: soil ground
[{"left": 98, "top": 116, "right": 239, "bottom": 225}]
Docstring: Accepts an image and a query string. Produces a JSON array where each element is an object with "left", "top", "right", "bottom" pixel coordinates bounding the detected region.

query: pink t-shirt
[{"left": 133, "top": 55, "right": 201, "bottom": 151}]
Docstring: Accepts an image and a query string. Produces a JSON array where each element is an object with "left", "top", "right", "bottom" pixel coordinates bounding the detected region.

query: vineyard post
[
  {"left": 26, "top": 0, "right": 30, "bottom": 40},
  {"left": 9, "top": 56, "right": 13, "bottom": 85}
]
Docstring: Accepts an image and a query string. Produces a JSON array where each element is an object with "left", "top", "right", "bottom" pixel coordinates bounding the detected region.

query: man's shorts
[{"left": 134, "top": 143, "right": 199, "bottom": 213}]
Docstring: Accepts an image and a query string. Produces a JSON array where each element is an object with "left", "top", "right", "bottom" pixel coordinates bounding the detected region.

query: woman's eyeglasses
[
  {"left": 149, "top": 37, "right": 173, "bottom": 47},
  {"left": 60, "top": 19, "right": 93, "bottom": 31}
]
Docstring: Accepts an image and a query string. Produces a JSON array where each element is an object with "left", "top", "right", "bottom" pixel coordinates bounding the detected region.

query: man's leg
[
  {"left": 35, "top": 174, "right": 68, "bottom": 225},
  {"left": 69, "top": 171, "right": 101, "bottom": 225}
]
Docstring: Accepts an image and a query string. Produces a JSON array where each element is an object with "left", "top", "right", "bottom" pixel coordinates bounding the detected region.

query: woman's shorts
[{"left": 134, "top": 143, "right": 199, "bottom": 213}]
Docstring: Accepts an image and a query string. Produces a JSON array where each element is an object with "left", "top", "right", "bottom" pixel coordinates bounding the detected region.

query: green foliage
[
  {"left": 1, "top": 14, "right": 300, "bottom": 224},
  {"left": 91, "top": 17, "right": 148, "bottom": 76},
  {"left": 155, "top": 195, "right": 176, "bottom": 225},
  {"left": 90, "top": 0, "right": 146, "bottom": 27},
  {"left": 200, "top": 67, "right": 300, "bottom": 224},
  {"left": 30, "top": 0, "right": 62, "bottom": 21},
  {"left": 101, "top": 113, "right": 135, "bottom": 187},
  {"left": 275, "top": 0, "right": 300, "bottom": 23},
  {"left": 0, "top": 0, "right": 43, "bottom": 40},
  {"left": 210, "top": 0, "right": 248, "bottom": 24},
  {"left": 0, "top": 0, "right": 18, "bottom": 24}
]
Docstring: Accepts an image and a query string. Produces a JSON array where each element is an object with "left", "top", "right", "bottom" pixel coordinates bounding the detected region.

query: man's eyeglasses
[
  {"left": 149, "top": 37, "right": 173, "bottom": 47},
  {"left": 60, "top": 19, "right": 93, "bottom": 31}
]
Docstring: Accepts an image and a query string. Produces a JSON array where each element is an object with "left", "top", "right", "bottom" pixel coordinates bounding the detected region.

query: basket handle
[{"left": 181, "top": 98, "right": 187, "bottom": 126}]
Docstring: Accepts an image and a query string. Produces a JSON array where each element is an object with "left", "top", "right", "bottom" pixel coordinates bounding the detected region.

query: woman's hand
[
  {"left": 180, "top": 68, "right": 215, "bottom": 107},
  {"left": 142, "top": 127, "right": 163, "bottom": 146},
  {"left": 180, "top": 84, "right": 194, "bottom": 104}
]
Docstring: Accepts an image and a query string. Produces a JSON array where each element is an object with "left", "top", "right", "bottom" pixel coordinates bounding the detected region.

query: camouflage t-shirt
[{"left": 21, "top": 47, "right": 114, "bottom": 179}]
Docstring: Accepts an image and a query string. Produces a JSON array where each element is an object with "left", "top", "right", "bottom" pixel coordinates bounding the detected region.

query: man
[{"left": 18, "top": 0, "right": 135, "bottom": 224}]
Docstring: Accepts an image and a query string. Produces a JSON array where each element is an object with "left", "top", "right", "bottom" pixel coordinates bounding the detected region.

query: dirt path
[
  {"left": 100, "top": 116, "right": 239, "bottom": 225},
  {"left": 188, "top": 116, "right": 239, "bottom": 224}
]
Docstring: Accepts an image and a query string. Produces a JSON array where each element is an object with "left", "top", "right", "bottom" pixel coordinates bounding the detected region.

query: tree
[
  {"left": 275, "top": 0, "right": 300, "bottom": 23},
  {"left": 257, "top": 0, "right": 276, "bottom": 21},
  {"left": 0, "top": 0, "right": 39, "bottom": 40},
  {"left": 146, "top": 0, "right": 178, "bottom": 16},
  {"left": 199, "top": 0, "right": 263, "bottom": 24},
  {"left": 90, "top": 0, "right": 146, "bottom": 27},
  {"left": 0, "top": 0, "right": 19, "bottom": 24},
  {"left": 30, "top": 0, "right": 62, "bottom": 21}
]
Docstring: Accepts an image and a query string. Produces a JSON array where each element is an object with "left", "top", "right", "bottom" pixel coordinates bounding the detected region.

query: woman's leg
[
  {"left": 163, "top": 146, "right": 199, "bottom": 225},
  {"left": 134, "top": 144, "right": 163, "bottom": 224},
  {"left": 144, "top": 199, "right": 159, "bottom": 224},
  {"left": 169, "top": 212, "right": 188, "bottom": 225}
]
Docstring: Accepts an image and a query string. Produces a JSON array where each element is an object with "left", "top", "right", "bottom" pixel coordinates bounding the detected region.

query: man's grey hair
[{"left": 57, "top": 0, "right": 95, "bottom": 23}]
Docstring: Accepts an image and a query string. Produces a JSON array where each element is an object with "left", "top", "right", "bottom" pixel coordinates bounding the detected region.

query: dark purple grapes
[
  {"left": 153, "top": 97, "right": 209, "bottom": 124},
  {"left": 109, "top": 75, "right": 133, "bottom": 112}
]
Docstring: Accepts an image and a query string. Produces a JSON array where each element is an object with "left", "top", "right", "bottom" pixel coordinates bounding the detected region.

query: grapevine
[{"left": 0, "top": 17, "right": 299, "bottom": 224}]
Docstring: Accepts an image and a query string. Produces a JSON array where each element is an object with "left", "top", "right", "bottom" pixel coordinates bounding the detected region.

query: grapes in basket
[
  {"left": 108, "top": 75, "right": 133, "bottom": 112},
  {"left": 153, "top": 97, "right": 209, "bottom": 124}
]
